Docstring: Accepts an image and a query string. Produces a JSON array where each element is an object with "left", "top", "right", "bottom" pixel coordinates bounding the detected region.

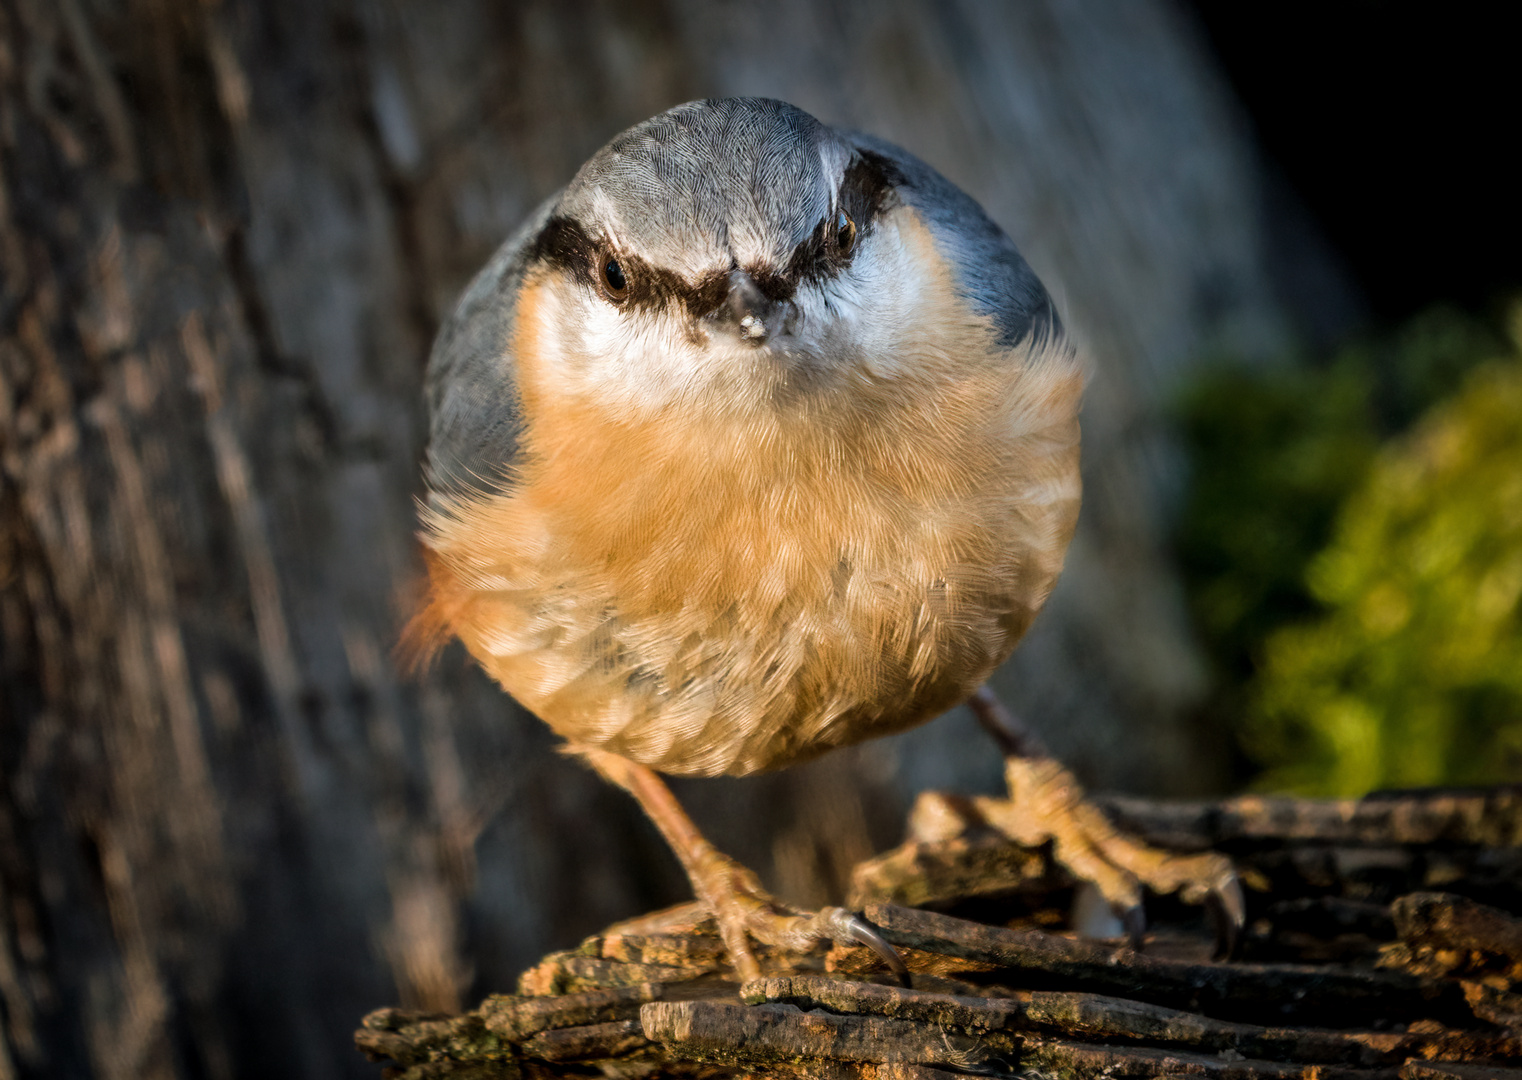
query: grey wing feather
[
  {"left": 844, "top": 131, "right": 1061, "bottom": 350},
  {"left": 424, "top": 194, "right": 560, "bottom": 504}
]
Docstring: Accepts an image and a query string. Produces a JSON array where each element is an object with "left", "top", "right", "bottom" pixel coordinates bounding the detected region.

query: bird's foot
[
  {"left": 688, "top": 844, "right": 909, "bottom": 985},
  {"left": 576, "top": 746, "right": 908, "bottom": 985},
  {"left": 964, "top": 688, "right": 1244, "bottom": 957}
]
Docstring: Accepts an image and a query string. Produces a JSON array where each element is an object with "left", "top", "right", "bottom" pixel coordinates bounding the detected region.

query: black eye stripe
[
  {"left": 528, "top": 150, "right": 901, "bottom": 317},
  {"left": 785, "top": 150, "right": 901, "bottom": 287},
  {"left": 531, "top": 217, "right": 735, "bottom": 317},
  {"left": 840, "top": 150, "right": 903, "bottom": 225}
]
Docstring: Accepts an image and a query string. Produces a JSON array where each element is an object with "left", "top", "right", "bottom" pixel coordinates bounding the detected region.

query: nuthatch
[{"left": 410, "top": 99, "right": 1229, "bottom": 982}]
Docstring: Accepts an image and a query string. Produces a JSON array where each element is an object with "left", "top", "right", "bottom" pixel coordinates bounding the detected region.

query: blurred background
[{"left": 0, "top": 1, "right": 1516, "bottom": 1077}]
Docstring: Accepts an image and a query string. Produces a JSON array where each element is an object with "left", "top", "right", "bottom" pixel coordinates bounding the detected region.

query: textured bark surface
[
  {"left": 0, "top": 2, "right": 1353, "bottom": 1078},
  {"left": 355, "top": 786, "right": 1522, "bottom": 1078}
]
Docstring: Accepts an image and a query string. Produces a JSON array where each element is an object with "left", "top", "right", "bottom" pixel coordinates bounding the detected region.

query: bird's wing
[
  {"left": 423, "top": 193, "right": 561, "bottom": 505},
  {"left": 841, "top": 131, "right": 1061, "bottom": 351}
]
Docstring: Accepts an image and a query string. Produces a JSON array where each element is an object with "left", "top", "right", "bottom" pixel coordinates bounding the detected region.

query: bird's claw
[
  {"left": 820, "top": 906, "right": 911, "bottom": 986},
  {"left": 964, "top": 687, "right": 1246, "bottom": 959},
  {"left": 1206, "top": 872, "right": 1246, "bottom": 960},
  {"left": 692, "top": 850, "right": 910, "bottom": 983},
  {"left": 1121, "top": 903, "right": 1147, "bottom": 951},
  {"left": 1117, "top": 866, "right": 1242, "bottom": 958}
]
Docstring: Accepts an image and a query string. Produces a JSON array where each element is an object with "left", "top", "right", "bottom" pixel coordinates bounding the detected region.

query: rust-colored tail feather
[{"left": 395, "top": 547, "right": 466, "bottom": 675}]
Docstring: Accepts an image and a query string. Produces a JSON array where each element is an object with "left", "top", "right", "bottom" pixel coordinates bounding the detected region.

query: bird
[{"left": 409, "top": 97, "right": 1240, "bottom": 984}]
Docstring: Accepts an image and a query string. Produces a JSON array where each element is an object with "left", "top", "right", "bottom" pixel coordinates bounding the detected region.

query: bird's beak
[{"left": 715, "top": 269, "right": 793, "bottom": 346}]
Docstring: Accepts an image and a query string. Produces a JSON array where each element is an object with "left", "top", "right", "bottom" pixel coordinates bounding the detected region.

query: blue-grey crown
[{"left": 557, "top": 98, "right": 848, "bottom": 270}]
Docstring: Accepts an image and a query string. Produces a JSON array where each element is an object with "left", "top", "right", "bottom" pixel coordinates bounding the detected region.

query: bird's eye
[
  {"left": 598, "top": 253, "right": 629, "bottom": 302},
  {"left": 834, "top": 210, "right": 856, "bottom": 255}
]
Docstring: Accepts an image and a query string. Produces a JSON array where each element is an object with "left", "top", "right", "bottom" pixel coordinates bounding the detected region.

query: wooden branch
[
  {"left": 355, "top": 787, "right": 1522, "bottom": 1078},
  {"left": 1097, "top": 787, "right": 1522, "bottom": 849},
  {"left": 745, "top": 975, "right": 1519, "bottom": 1067},
  {"left": 863, "top": 903, "right": 1470, "bottom": 1026},
  {"left": 1391, "top": 892, "right": 1522, "bottom": 965}
]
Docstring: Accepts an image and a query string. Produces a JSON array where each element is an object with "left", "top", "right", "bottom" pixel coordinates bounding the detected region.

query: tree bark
[
  {"left": 354, "top": 786, "right": 1522, "bottom": 1079},
  {"left": 0, "top": 2, "right": 1353, "bottom": 1078}
]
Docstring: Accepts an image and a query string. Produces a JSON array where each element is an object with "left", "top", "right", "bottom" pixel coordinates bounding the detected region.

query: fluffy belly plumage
[
  {"left": 420, "top": 334, "right": 1082, "bottom": 777},
  {"left": 442, "top": 429, "right": 1073, "bottom": 775},
  {"left": 472, "top": 530, "right": 1029, "bottom": 775}
]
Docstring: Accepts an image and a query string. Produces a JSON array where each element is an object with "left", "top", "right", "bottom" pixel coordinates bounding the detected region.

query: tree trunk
[{"left": 0, "top": 2, "right": 1353, "bottom": 1078}]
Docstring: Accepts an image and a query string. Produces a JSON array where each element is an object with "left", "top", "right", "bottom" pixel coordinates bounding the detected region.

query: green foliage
[
  {"left": 1177, "top": 305, "right": 1521, "bottom": 794},
  {"left": 1246, "top": 353, "right": 1522, "bottom": 794},
  {"left": 1175, "top": 360, "right": 1378, "bottom": 687}
]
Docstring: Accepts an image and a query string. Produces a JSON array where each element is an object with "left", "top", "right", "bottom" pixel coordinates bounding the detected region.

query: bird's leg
[
  {"left": 578, "top": 747, "right": 909, "bottom": 985},
  {"left": 964, "top": 687, "right": 1245, "bottom": 957}
]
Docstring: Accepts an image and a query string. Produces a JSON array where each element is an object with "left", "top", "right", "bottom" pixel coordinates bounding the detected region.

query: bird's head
[{"left": 517, "top": 98, "right": 918, "bottom": 418}]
